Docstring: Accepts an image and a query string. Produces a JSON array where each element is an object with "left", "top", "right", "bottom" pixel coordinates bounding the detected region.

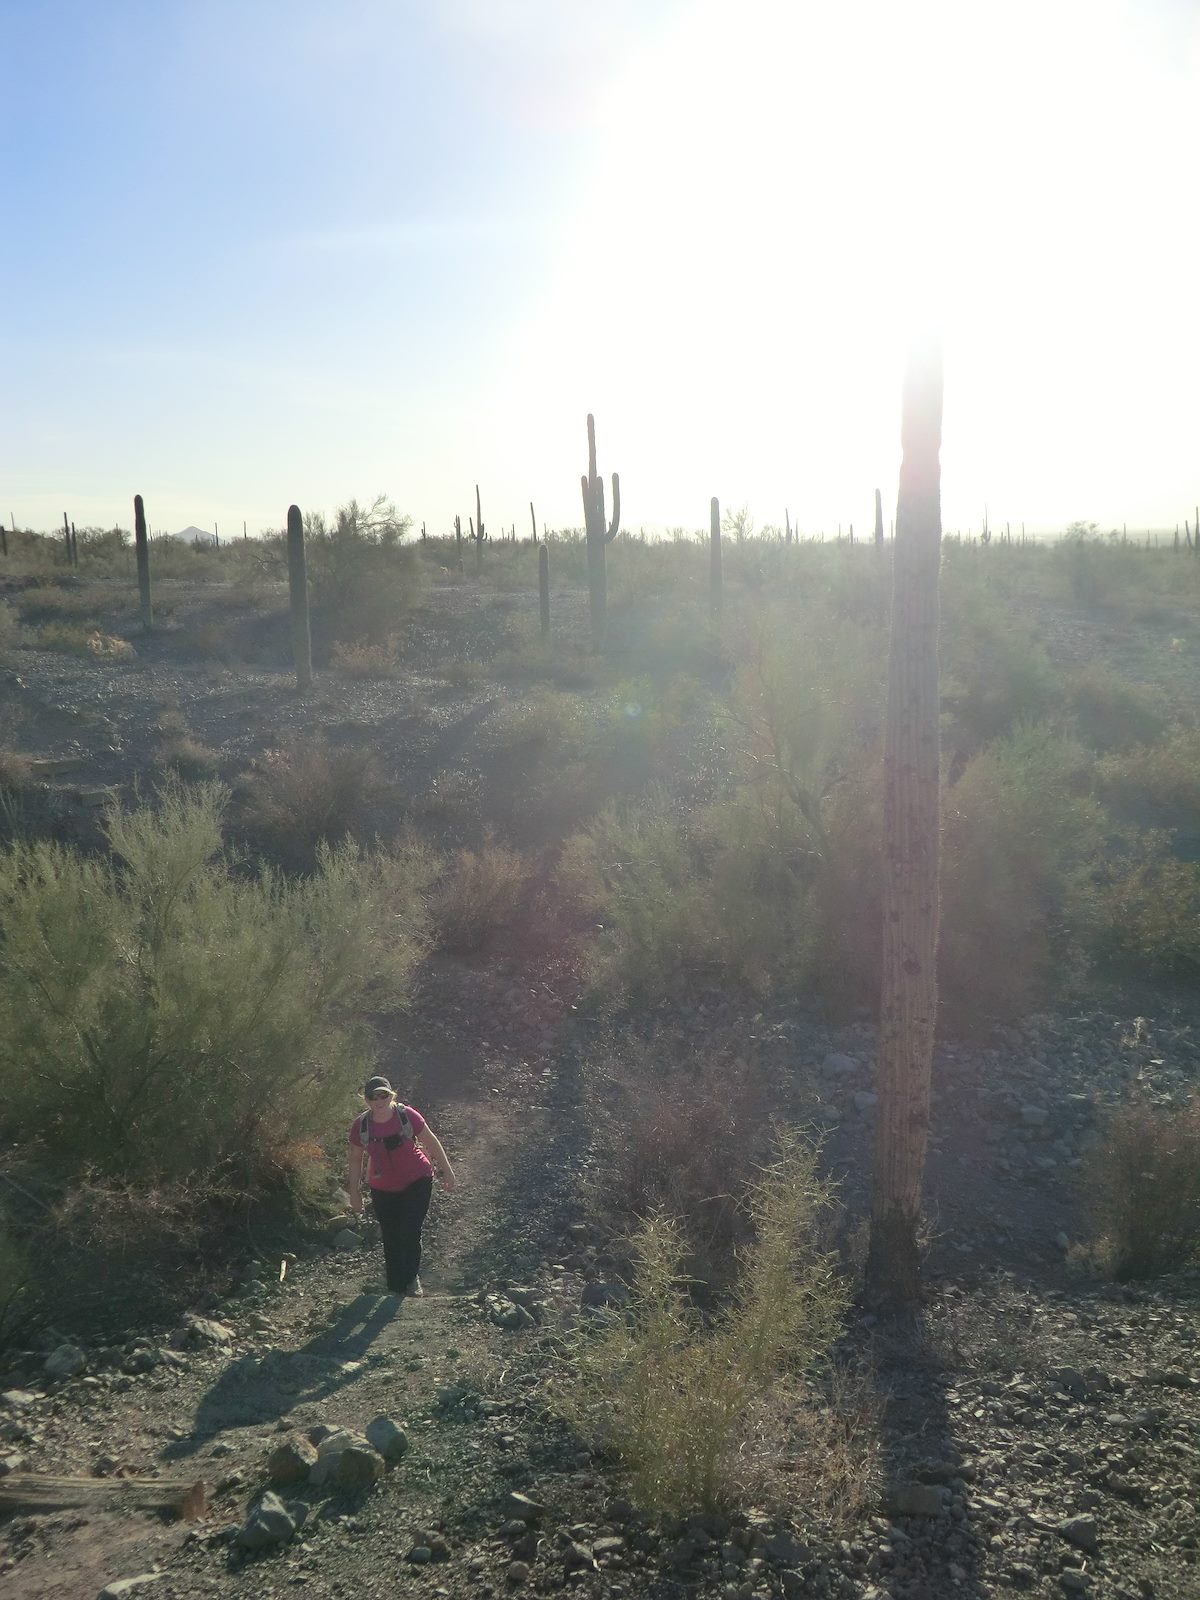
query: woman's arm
[
  {"left": 348, "top": 1137, "right": 368, "bottom": 1216},
  {"left": 417, "top": 1124, "right": 457, "bottom": 1192}
]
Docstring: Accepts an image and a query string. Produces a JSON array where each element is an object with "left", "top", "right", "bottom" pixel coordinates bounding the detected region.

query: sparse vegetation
[
  {"left": 561, "top": 1131, "right": 847, "bottom": 1514},
  {"left": 434, "top": 837, "right": 530, "bottom": 953},
  {"left": 1082, "top": 1095, "right": 1200, "bottom": 1279},
  {"left": 238, "top": 736, "right": 390, "bottom": 870}
]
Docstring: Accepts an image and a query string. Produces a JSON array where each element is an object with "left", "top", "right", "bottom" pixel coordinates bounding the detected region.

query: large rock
[
  {"left": 884, "top": 1482, "right": 951, "bottom": 1517},
  {"left": 44, "top": 1344, "right": 86, "bottom": 1380},
  {"left": 183, "top": 1315, "right": 234, "bottom": 1348},
  {"left": 309, "top": 1428, "right": 384, "bottom": 1489},
  {"left": 267, "top": 1438, "right": 317, "bottom": 1486},
  {"left": 332, "top": 1229, "right": 363, "bottom": 1252},
  {"left": 235, "top": 1490, "right": 299, "bottom": 1550},
  {"left": 365, "top": 1415, "right": 408, "bottom": 1463}
]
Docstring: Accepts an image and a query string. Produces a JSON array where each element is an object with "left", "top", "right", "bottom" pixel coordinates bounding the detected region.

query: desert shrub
[
  {"left": 487, "top": 687, "right": 584, "bottom": 754},
  {"left": 238, "top": 736, "right": 389, "bottom": 870},
  {"left": 0, "top": 1203, "right": 29, "bottom": 1341},
  {"left": 15, "top": 582, "right": 103, "bottom": 620},
  {"left": 151, "top": 707, "right": 220, "bottom": 779},
  {"left": 0, "top": 747, "right": 31, "bottom": 791},
  {"left": 583, "top": 1041, "right": 771, "bottom": 1287},
  {"left": 1063, "top": 661, "right": 1168, "bottom": 752},
  {"left": 563, "top": 1131, "right": 846, "bottom": 1513},
  {"left": 434, "top": 838, "right": 530, "bottom": 954},
  {"left": 441, "top": 657, "right": 487, "bottom": 689},
  {"left": 303, "top": 496, "right": 421, "bottom": 647},
  {"left": 559, "top": 793, "right": 714, "bottom": 997},
  {"left": 1096, "top": 725, "right": 1200, "bottom": 828},
  {"left": 0, "top": 782, "right": 432, "bottom": 1187},
  {"left": 940, "top": 721, "right": 1104, "bottom": 1024},
  {"left": 331, "top": 636, "right": 402, "bottom": 677},
  {"left": 0, "top": 601, "right": 22, "bottom": 655},
  {"left": 1092, "top": 835, "right": 1200, "bottom": 976},
  {"left": 27, "top": 620, "right": 96, "bottom": 654},
  {"left": 940, "top": 587, "right": 1055, "bottom": 753},
  {"left": 1083, "top": 1096, "right": 1200, "bottom": 1279}
]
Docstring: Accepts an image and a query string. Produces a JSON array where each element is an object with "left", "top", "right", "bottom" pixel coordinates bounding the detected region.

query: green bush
[
  {"left": 563, "top": 1131, "right": 846, "bottom": 1513},
  {"left": 1083, "top": 1096, "right": 1200, "bottom": 1279},
  {"left": 1063, "top": 661, "right": 1168, "bottom": 752},
  {"left": 434, "top": 838, "right": 529, "bottom": 954},
  {"left": 303, "top": 496, "right": 422, "bottom": 648},
  {"left": 940, "top": 721, "right": 1104, "bottom": 1023},
  {"left": 1093, "top": 833, "right": 1200, "bottom": 976},
  {"left": 0, "top": 782, "right": 432, "bottom": 1186},
  {"left": 238, "top": 736, "right": 389, "bottom": 870},
  {"left": 1096, "top": 725, "right": 1200, "bottom": 827},
  {"left": 940, "top": 586, "right": 1055, "bottom": 753},
  {"left": 559, "top": 793, "right": 715, "bottom": 997}
]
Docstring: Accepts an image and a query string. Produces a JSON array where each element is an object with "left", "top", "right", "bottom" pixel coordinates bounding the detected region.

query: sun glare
[{"left": 500, "top": 0, "right": 1197, "bottom": 533}]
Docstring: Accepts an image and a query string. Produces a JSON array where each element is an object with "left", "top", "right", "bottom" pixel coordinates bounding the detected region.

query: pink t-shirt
[{"left": 350, "top": 1105, "right": 434, "bottom": 1191}]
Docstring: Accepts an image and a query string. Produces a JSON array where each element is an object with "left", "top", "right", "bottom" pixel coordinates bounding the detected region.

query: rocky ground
[
  {"left": 2, "top": 975, "right": 1198, "bottom": 1600},
  {"left": 1, "top": 574, "right": 1198, "bottom": 1599}
]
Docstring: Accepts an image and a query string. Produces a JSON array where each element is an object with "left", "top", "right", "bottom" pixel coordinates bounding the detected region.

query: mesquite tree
[
  {"left": 581, "top": 413, "right": 620, "bottom": 650},
  {"left": 866, "top": 343, "right": 944, "bottom": 1311}
]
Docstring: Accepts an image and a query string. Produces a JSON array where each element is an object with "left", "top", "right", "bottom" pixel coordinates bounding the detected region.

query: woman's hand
[{"left": 438, "top": 1170, "right": 457, "bottom": 1194}]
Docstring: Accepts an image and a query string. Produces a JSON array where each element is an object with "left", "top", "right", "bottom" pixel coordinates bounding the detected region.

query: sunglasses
[{"left": 369, "top": 1091, "right": 391, "bottom": 1100}]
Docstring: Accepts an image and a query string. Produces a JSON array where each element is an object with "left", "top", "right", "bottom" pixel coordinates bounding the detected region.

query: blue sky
[{"left": 3, "top": 0, "right": 1198, "bottom": 539}]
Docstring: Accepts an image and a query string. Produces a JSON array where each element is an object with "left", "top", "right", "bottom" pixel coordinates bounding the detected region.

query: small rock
[
  {"left": 506, "top": 1561, "right": 531, "bottom": 1585},
  {"left": 821, "top": 1052, "right": 857, "bottom": 1078},
  {"left": 563, "top": 1541, "right": 594, "bottom": 1569},
  {"left": 98, "top": 1576, "right": 163, "bottom": 1600},
  {"left": 883, "top": 1483, "right": 951, "bottom": 1517},
  {"left": 1060, "top": 1573, "right": 1092, "bottom": 1595},
  {"left": 1021, "top": 1105, "right": 1049, "bottom": 1127},
  {"left": 1, "top": 1391, "right": 39, "bottom": 1408},
  {"left": 408, "top": 1545, "right": 433, "bottom": 1564},
  {"left": 853, "top": 1091, "right": 879, "bottom": 1113},
  {"left": 332, "top": 1229, "right": 363, "bottom": 1251},
  {"left": 505, "top": 1491, "right": 545, "bottom": 1522},
  {"left": 580, "top": 1281, "right": 629, "bottom": 1310},
  {"left": 1059, "top": 1516, "right": 1099, "bottom": 1555}
]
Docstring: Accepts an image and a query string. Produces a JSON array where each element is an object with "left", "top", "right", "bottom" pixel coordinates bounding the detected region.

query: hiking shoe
[{"left": 405, "top": 1276, "right": 424, "bottom": 1298}]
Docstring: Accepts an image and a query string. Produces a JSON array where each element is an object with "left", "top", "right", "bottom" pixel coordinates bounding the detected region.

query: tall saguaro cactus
[
  {"left": 874, "top": 487, "right": 884, "bottom": 545},
  {"left": 133, "top": 494, "right": 153, "bottom": 629},
  {"left": 538, "top": 543, "right": 550, "bottom": 640},
  {"left": 709, "top": 496, "right": 722, "bottom": 620},
  {"left": 286, "top": 504, "right": 313, "bottom": 690},
  {"left": 866, "top": 342, "right": 944, "bottom": 1311},
  {"left": 472, "top": 483, "right": 487, "bottom": 574},
  {"left": 581, "top": 413, "right": 620, "bottom": 650}
]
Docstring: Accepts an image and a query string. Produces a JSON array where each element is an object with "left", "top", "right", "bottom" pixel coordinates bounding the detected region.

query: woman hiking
[{"left": 348, "top": 1075, "right": 456, "bottom": 1297}]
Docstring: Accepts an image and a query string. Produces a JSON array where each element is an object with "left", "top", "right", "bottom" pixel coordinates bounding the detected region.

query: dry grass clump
[
  {"left": 238, "top": 736, "right": 388, "bottom": 869},
  {"left": 434, "top": 837, "right": 530, "bottom": 953},
  {"left": 332, "top": 637, "right": 403, "bottom": 678},
  {"left": 152, "top": 710, "right": 221, "bottom": 780},
  {"left": 1082, "top": 1095, "right": 1200, "bottom": 1280},
  {"left": 28, "top": 620, "right": 97, "bottom": 655},
  {"left": 561, "top": 1131, "right": 848, "bottom": 1515},
  {"left": 441, "top": 657, "right": 487, "bottom": 689}
]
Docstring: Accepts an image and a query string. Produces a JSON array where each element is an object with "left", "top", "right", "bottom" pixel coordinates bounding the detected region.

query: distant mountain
[{"left": 173, "top": 526, "right": 216, "bottom": 544}]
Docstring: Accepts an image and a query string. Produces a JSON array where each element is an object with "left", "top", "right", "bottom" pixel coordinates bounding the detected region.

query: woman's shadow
[{"left": 163, "top": 1291, "right": 401, "bottom": 1461}]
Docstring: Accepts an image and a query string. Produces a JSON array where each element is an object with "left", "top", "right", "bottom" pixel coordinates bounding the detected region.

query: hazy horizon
[{"left": 3, "top": 1, "right": 1197, "bottom": 541}]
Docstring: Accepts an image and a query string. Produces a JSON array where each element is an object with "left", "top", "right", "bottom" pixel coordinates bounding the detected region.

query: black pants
[{"left": 370, "top": 1177, "right": 433, "bottom": 1292}]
